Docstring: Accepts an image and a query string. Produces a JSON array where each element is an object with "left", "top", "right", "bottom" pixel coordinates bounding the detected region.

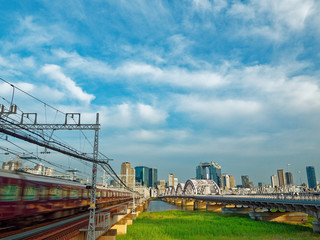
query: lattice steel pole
[
  {"left": 132, "top": 192, "right": 136, "bottom": 214},
  {"left": 87, "top": 113, "right": 99, "bottom": 240}
]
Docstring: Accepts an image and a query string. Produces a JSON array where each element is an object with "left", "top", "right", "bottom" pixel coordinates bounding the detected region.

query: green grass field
[{"left": 117, "top": 211, "right": 319, "bottom": 240}]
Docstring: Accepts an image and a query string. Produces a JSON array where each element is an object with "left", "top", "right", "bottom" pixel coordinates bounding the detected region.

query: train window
[
  {"left": 102, "top": 191, "right": 106, "bottom": 197},
  {"left": 39, "top": 186, "right": 48, "bottom": 200},
  {"left": 0, "top": 184, "right": 20, "bottom": 201},
  {"left": 96, "top": 191, "right": 101, "bottom": 198},
  {"left": 63, "top": 189, "right": 68, "bottom": 199},
  {"left": 86, "top": 190, "right": 90, "bottom": 198},
  {"left": 50, "top": 187, "right": 62, "bottom": 200},
  {"left": 24, "top": 186, "right": 38, "bottom": 201},
  {"left": 70, "top": 189, "right": 79, "bottom": 199}
]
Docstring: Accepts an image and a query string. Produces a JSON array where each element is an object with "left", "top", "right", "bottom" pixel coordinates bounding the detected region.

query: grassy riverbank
[{"left": 118, "top": 211, "right": 318, "bottom": 240}]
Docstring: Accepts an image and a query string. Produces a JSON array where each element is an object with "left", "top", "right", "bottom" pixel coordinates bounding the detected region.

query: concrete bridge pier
[
  {"left": 182, "top": 198, "right": 195, "bottom": 210},
  {"left": 249, "top": 210, "right": 308, "bottom": 224},
  {"left": 206, "top": 203, "right": 223, "bottom": 212},
  {"left": 143, "top": 200, "right": 149, "bottom": 211},
  {"left": 194, "top": 200, "right": 207, "bottom": 210},
  {"left": 312, "top": 220, "right": 320, "bottom": 233},
  {"left": 99, "top": 229, "right": 117, "bottom": 240},
  {"left": 110, "top": 218, "right": 127, "bottom": 236},
  {"left": 221, "top": 205, "right": 252, "bottom": 214},
  {"left": 174, "top": 198, "right": 182, "bottom": 206}
]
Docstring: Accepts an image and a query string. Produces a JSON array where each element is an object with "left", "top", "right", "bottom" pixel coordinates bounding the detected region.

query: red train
[{"left": 0, "top": 170, "right": 132, "bottom": 226}]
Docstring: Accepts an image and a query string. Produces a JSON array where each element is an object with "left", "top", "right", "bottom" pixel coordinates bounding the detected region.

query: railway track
[{"left": 0, "top": 201, "right": 131, "bottom": 240}]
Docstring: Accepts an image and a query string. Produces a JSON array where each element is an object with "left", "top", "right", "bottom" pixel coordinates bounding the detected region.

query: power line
[{"left": 0, "top": 77, "right": 135, "bottom": 195}]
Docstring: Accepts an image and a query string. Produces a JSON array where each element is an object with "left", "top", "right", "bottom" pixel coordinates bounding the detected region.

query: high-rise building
[
  {"left": 277, "top": 169, "right": 286, "bottom": 186},
  {"left": 258, "top": 182, "right": 265, "bottom": 188},
  {"left": 229, "top": 175, "right": 236, "bottom": 188},
  {"left": 241, "top": 175, "right": 249, "bottom": 188},
  {"left": 222, "top": 174, "right": 230, "bottom": 189},
  {"left": 174, "top": 177, "right": 178, "bottom": 188},
  {"left": 285, "top": 172, "right": 294, "bottom": 186},
  {"left": 135, "top": 166, "right": 158, "bottom": 188},
  {"left": 271, "top": 174, "right": 279, "bottom": 188},
  {"left": 157, "top": 180, "right": 166, "bottom": 187},
  {"left": 149, "top": 168, "right": 158, "bottom": 188},
  {"left": 196, "top": 162, "right": 222, "bottom": 187},
  {"left": 306, "top": 166, "right": 317, "bottom": 189},
  {"left": 135, "top": 166, "right": 149, "bottom": 187},
  {"left": 121, "top": 162, "right": 136, "bottom": 188},
  {"left": 168, "top": 173, "right": 174, "bottom": 187}
]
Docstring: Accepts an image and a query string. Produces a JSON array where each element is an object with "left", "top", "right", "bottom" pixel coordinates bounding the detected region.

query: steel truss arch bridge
[{"left": 164, "top": 179, "right": 221, "bottom": 196}]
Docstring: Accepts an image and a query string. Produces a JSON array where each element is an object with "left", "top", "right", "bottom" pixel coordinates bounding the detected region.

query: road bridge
[{"left": 162, "top": 179, "right": 320, "bottom": 232}]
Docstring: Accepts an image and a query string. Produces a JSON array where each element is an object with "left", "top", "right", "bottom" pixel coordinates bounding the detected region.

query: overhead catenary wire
[
  {"left": 0, "top": 77, "right": 65, "bottom": 115},
  {"left": 0, "top": 140, "right": 89, "bottom": 179},
  {"left": 1, "top": 78, "right": 111, "bottom": 162},
  {"left": 0, "top": 77, "right": 134, "bottom": 193}
]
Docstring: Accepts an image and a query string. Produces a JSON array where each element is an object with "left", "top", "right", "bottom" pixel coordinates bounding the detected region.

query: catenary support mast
[{"left": 87, "top": 113, "right": 99, "bottom": 240}]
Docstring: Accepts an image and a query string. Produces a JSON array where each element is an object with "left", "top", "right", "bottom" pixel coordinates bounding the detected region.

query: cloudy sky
[{"left": 0, "top": 0, "right": 320, "bottom": 185}]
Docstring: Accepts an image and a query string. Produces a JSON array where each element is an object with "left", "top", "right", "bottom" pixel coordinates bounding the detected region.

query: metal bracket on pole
[
  {"left": 65, "top": 113, "right": 81, "bottom": 125},
  {"left": 20, "top": 113, "right": 37, "bottom": 124},
  {"left": 0, "top": 104, "right": 17, "bottom": 116}
]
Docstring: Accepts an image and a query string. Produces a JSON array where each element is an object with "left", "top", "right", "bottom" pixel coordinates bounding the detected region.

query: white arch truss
[
  {"left": 184, "top": 179, "right": 220, "bottom": 195},
  {"left": 170, "top": 186, "right": 176, "bottom": 196},
  {"left": 176, "top": 183, "right": 185, "bottom": 196}
]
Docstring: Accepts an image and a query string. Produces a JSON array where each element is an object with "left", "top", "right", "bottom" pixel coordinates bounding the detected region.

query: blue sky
[{"left": 0, "top": 0, "right": 320, "bottom": 185}]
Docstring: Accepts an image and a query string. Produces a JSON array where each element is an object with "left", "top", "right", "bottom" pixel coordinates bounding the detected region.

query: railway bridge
[
  {"left": 161, "top": 179, "right": 320, "bottom": 233},
  {"left": 0, "top": 197, "right": 150, "bottom": 240}
]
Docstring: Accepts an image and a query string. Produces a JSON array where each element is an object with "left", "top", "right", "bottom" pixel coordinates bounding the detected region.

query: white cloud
[
  {"left": 226, "top": 0, "right": 314, "bottom": 41},
  {"left": 53, "top": 49, "right": 112, "bottom": 76},
  {"left": 40, "top": 64, "right": 95, "bottom": 104},
  {"left": 192, "top": 0, "right": 227, "bottom": 13},
  {"left": 231, "top": 64, "right": 320, "bottom": 113},
  {"left": 54, "top": 50, "right": 227, "bottom": 89},
  {"left": 102, "top": 102, "right": 168, "bottom": 128},
  {"left": 119, "top": 62, "right": 227, "bottom": 89},
  {"left": 137, "top": 103, "right": 168, "bottom": 124},
  {"left": 0, "top": 54, "right": 37, "bottom": 77},
  {"left": 113, "top": 129, "right": 189, "bottom": 143},
  {"left": 175, "top": 95, "right": 261, "bottom": 119},
  {"left": 256, "top": 0, "right": 314, "bottom": 30}
]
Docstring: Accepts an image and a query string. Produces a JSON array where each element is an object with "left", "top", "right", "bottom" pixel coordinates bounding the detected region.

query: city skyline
[
  {"left": 0, "top": 1, "right": 320, "bottom": 184},
  {"left": 119, "top": 160, "right": 317, "bottom": 189}
]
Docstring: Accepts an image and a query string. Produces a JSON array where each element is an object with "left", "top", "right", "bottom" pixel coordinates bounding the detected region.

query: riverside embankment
[{"left": 117, "top": 200, "right": 318, "bottom": 240}]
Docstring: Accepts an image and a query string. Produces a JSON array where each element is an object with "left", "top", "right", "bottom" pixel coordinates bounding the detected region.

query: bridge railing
[{"left": 219, "top": 193, "right": 320, "bottom": 201}]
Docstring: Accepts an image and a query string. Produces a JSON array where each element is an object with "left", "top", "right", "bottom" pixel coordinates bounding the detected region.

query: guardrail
[{"left": 163, "top": 193, "right": 320, "bottom": 202}]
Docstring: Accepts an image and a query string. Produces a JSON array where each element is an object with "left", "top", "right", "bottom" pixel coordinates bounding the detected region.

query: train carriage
[{"left": 0, "top": 170, "right": 132, "bottom": 226}]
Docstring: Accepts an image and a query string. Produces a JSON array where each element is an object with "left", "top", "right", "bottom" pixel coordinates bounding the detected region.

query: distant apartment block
[
  {"left": 121, "top": 162, "right": 135, "bottom": 188},
  {"left": 229, "top": 175, "right": 236, "bottom": 188},
  {"left": 149, "top": 168, "right": 158, "bottom": 188},
  {"left": 277, "top": 169, "right": 286, "bottom": 186},
  {"left": 196, "top": 162, "right": 222, "bottom": 187},
  {"left": 271, "top": 174, "right": 279, "bottom": 188},
  {"left": 241, "top": 175, "right": 249, "bottom": 188},
  {"left": 306, "top": 166, "right": 317, "bottom": 189},
  {"left": 222, "top": 174, "right": 230, "bottom": 189},
  {"left": 285, "top": 172, "right": 294, "bottom": 185},
  {"left": 135, "top": 166, "right": 158, "bottom": 188},
  {"left": 168, "top": 173, "right": 174, "bottom": 187}
]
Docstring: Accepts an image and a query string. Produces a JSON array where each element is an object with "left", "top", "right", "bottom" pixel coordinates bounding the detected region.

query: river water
[{"left": 147, "top": 200, "right": 181, "bottom": 212}]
